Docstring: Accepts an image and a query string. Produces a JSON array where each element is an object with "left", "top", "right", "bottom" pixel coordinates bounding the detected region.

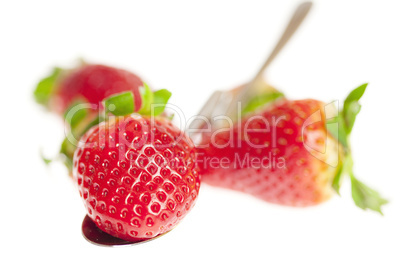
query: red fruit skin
[
  {"left": 52, "top": 64, "right": 143, "bottom": 114},
  {"left": 73, "top": 115, "right": 200, "bottom": 241},
  {"left": 198, "top": 99, "right": 338, "bottom": 206}
]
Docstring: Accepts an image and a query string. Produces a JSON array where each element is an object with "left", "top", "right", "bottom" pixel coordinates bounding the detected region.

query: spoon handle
[
  {"left": 224, "top": 2, "right": 313, "bottom": 119},
  {"left": 253, "top": 1, "right": 313, "bottom": 82}
]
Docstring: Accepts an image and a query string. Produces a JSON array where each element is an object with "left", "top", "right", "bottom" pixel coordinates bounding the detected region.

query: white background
[{"left": 1, "top": 0, "right": 401, "bottom": 267}]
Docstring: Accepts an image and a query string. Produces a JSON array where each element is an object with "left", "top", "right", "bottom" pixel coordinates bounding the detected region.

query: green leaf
[
  {"left": 344, "top": 83, "right": 367, "bottom": 104},
  {"left": 326, "top": 83, "right": 388, "bottom": 213},
  {"left": 34, "top": 67, "right": 62, "bottom": 106},
  {"left": 326, "top": 115, "right": 349, "bottom": 150},
  {"left": 60, "top": 137, "right": 75, "bottom": 169},
  {"left": 40, "top": 149, "right": 52, "bottom": 165},
  {"left": 64, "top": 101, "right": 88, "bottom": 129},
  {"left": 343, "top": 101, "right": 361, "bottom": 134},
  {"left": 101, "top": 84, "right": 171, "bottom": 117},
  {"left": 342, "top": 83, "right": 367, "bottom": 134},
  {"left": 104, "top": 91, "right": 135, "bottom": 116},
  {"left": 151, "top": 89, "right": 172, "bottom": 116},
  {"left": 331, "top": 161, "right": 344, "bottom": 195},
  {"left": 242, "top": 92, "right": 284, "bottom": 116},
  {"left": 58, "top": 115, "right": 104, "bottom": 173},
  {"left": 351, "top": 174, "right": 388, "bottom": 215},
  {"left": 138, "top": 83, "right": 154, "bottom": 115}
]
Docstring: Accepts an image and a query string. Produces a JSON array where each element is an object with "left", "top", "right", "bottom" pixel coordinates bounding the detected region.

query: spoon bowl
[{"left": 82, "top": 215, "right": 168, "bottom": 247}]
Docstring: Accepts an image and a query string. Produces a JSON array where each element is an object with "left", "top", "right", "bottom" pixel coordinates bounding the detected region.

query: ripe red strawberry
[
  {"left": 34, "top": 63, "right": 144, "bottom": 115},
  {"left": 197, "top": 84, "right": 387, "bottom": 213},
  {"left": 74, "top": 115, "right": 200, "bottom": 241}
]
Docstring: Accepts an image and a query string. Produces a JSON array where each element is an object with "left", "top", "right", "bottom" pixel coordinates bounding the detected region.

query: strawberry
[
  {"left": 35, "top": 62, "right": 171, "bottom": 171},
  {"left": 74, "top": 114, "right": 200, "bottom": 241},
  {"left": 197, "top": 84, "right": 387, "bottom": 213},
  {"left": 34, "top": 63, "right": 144, "bottom": 115}
]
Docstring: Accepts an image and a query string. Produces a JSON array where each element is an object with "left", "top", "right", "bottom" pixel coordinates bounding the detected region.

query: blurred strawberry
[
  {"left": 34, "top": 63, "right": 144, "bottom": 115},
  {"left": 198, "top": 84, "right": 387, "bottom": 213},
  {"left": 35, "top": 63, "right": 171, "bottom": 173}
]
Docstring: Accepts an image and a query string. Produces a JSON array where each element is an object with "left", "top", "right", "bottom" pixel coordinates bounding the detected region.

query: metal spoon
[
  {"left": 82, "top": 1, "right": 313, "bottom": 246},
  {"left": 189, "top": 1, "right": 313, "bottom": 133},
  {"left": 224, "top": 1, "right": 312, "bottom": 120}
]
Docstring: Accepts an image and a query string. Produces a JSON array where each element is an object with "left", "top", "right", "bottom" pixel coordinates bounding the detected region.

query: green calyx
[
  {"left": 60, "top": 112, "right": 103, "bottom": 172},
  {"left": 57, "top": 83, "right": 172, "bottom": 172},
  {"left": 34, "top": 67, "right": 63, "bottom": 107},
  {"left": 327, "top": 83, "right": 387, "bottom": 214},
  {"left": 104, "top": 92, "right": 135, "bottom": 116},
  {"left": 242, "top": 91, "right": 285, "bottom": 116},
  {"left": 241, "top": 82, "right": 285, "bottom": 116},
  {"left": 104, "top": 83, "right": 172, "bottom": 117}
]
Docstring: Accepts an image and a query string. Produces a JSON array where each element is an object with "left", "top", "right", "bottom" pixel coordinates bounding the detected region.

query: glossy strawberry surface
[
  {"left": 73, "top": 115, "right": 200, "bottom": 241},
  {"left": 53, "top": 64, "right": 143, "bottom": 114},
  {"left": 198, "top": 99, "right": 339, "bottom": 206}
]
